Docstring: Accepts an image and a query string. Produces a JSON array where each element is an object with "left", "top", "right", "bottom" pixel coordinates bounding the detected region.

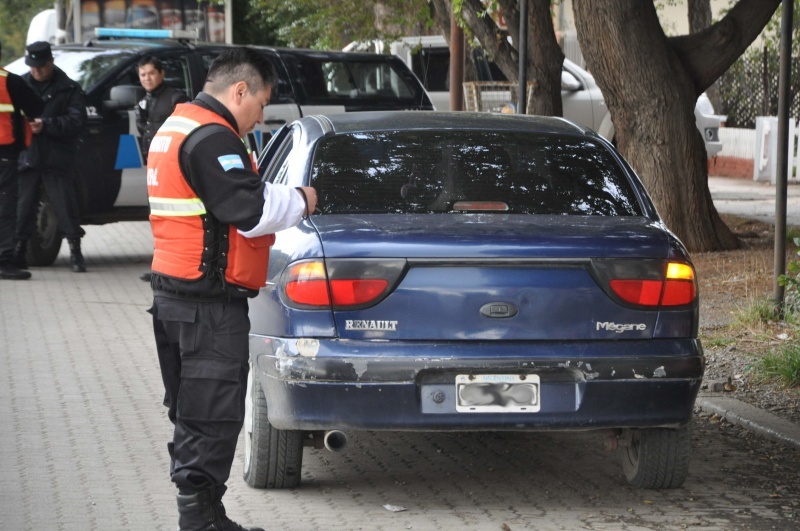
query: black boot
[
  {"left": 12, "top": 240, "right": 28, "bottom": 270},
  {"left": 177, "top": 487, "right": 265, "bottom": 531},
  {"left": 67, "top": 238, "right": 86, "bottom": 273},
  {"left": 0, "top": 261, "right": 31, "bottom": 280}
]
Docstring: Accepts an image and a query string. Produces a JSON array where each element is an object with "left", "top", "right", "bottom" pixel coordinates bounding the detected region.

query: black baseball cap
[{"left": 25, "top": 41, "right": 53, "bottom": 67}]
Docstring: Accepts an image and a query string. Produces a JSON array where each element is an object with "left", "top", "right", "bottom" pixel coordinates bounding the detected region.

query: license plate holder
[{"left": 455, "top": 374, "right": 541, "bottom": 413}]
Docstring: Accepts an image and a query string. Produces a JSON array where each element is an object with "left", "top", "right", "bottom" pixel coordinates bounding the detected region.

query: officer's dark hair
[
  {"left": 204, "top": 47, "right": 277, "bottom": 95},
  {"left": 137, "top": 55, "right": 164, "bottom": 72}
]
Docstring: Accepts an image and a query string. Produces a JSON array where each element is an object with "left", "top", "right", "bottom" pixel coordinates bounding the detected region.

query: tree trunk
[
  {"left": 688, "top": 0, "right": 722, "bottom": 113},
  {"left": 524, "top": 0, "right": 564, "bottom": 116},
  {"left": 573, "top": 0, "right": 778, "bottom": 252}
]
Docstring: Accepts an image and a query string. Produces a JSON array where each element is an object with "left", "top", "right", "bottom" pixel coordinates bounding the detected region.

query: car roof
[
  {"left": 52, "top": 40, "right": 406, "bottom": 63},
  {"left": 307, "top": 111, "right": 593, "bottom": 136}
]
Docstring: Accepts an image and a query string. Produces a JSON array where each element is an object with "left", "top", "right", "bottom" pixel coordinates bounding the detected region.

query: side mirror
[
  {"left": 104, "top": 85, "right": 145, "bottom": 111},
  {"left": 561, "top": 71, "right": 582, "bottom": 92}
]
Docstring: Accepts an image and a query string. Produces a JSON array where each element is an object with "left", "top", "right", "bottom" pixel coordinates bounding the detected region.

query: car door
[{"left": 560, "top": 62, "right": 601, "bottom": 132}]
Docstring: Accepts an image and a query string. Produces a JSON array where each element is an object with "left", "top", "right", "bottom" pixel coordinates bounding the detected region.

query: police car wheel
[
  {"left": 618, "top": 423, "right": 691, "bottom": 489},
  {"left": 26, "top": 190, "right": 63, "bottom": 267},
  {"left": 243, "top": 362, "right": 304, "bottom": 489}
]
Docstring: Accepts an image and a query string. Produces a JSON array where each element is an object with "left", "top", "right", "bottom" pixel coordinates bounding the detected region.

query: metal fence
[
  {"left": 718, "top": 48, "right": 800, "bottom": 129},
  {"left": 463, "top": 82, "right": 537, "bottom": 114}
]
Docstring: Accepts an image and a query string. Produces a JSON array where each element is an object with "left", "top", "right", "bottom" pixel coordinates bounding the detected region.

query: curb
[{"left": 696, "top": 394, "right": 800, "bottom": 451}]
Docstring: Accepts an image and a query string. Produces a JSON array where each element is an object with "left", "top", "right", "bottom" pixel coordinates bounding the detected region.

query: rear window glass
[
  {"left": 311, "top": 131, "right": 642, "bottom": 216},
  {"left": 289, "top": 57, "right": 416, "bottom": 102}
]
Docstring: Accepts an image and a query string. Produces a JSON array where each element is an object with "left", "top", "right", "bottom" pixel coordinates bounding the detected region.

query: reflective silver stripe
[
  {"left": 158, "top": 116, "right": 201, "bottom": 135},
  {"left": 0, "top": 104, "right": 13, "bottom": 112},
  {"left": 149, "top": 197, "right": 206, "bottom": 216}
]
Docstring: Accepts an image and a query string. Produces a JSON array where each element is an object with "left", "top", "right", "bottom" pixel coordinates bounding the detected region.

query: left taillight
[
  {"left": 282, "top": 258, "right": 407, "bottom": 310},
  {"left": 596, "top": 259, "right": 697, "bottom": 308}
]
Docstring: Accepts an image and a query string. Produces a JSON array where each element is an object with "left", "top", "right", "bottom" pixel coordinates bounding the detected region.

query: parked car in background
[
  {"left": 4, "top": 29, "right": 433, "bottom": 265},
  {"left": 243, "top": 111, "right": 703, "bottom": 491},
  {"left": 346, "top": 35, "right": 724, "bottom": 158}
]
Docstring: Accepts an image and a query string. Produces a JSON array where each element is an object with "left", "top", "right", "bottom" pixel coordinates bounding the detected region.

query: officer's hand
[
  {"left": 298, "top": 186, "right": 318, "bottom": 216},
  {"left": 30, "top": 118, "right": 43, "bottom": 134}
]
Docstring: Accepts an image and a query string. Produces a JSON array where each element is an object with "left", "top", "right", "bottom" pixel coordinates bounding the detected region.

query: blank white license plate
[{"left": 455, "top": 374, "right": 541, "bottom": 413}]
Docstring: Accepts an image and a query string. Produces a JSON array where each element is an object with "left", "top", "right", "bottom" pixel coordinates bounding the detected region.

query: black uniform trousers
[
  {"left": 150, "top": 295, "right": 251, "bottom": 492},
  {"left": 16, "top": 167, "right": 83, "bottom": 240},
  {"left": 0, "top": 158, "right": 19, "bottom": 262}
]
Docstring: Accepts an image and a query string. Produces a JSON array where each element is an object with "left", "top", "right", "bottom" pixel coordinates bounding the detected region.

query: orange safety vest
[
  {"left": 0, "top": 69, "right": 32, "bottom": 147},
  {"left": 147, "top": 103, "right": 275, "bottom": 291}
]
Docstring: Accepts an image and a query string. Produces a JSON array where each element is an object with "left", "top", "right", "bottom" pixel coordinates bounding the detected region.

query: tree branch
[
  {"left": 461, "top": 0, "right": 518, "bottom": 79},
  {"left": 670, "top": 0, "right": 781, "bottom": 94}
]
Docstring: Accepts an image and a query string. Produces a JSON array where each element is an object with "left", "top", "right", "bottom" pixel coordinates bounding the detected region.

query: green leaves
[{"left": 239, "top": 0, "right": 432, "bottom": 49}]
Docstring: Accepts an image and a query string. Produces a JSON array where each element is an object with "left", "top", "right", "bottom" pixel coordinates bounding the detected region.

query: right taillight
[
  {"left": 602, "top": 262, "right": 697, "bottom": 309},
  {"left": 282, "top": 258, "right": 407, "bottom": 310}
]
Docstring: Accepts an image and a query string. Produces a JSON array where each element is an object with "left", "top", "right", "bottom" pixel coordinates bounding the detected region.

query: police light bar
[{"left": 94, "top": 28, "right": 198, "bottom": 40}]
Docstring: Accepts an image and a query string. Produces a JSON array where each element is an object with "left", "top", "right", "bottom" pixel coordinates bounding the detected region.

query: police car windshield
[{"left": 5, "top": 48, "right": 133, "bottom": 92}]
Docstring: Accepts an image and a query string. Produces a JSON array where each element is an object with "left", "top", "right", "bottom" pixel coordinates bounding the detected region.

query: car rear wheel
[
  {"left": 26, "top": 190, "right": 63, "bottom": 267},
  {"left": 243, "top": 362, "right": 304, "bottom": 489},
  {"left": 619, "top": 424, "right": 691, "bottom": 489}
]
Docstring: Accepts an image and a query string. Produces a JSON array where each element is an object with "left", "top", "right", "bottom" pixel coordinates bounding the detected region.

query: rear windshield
[
  {"left": 311, "top": 131, "right": 642, "bottom": 216},
  {"left": 286, "top": 56, "right": 417, "bottom": 103}
]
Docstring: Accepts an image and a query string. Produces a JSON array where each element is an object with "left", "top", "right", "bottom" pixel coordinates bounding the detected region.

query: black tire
[
  {"left": 26, "top": 190, "right": 63, "bottom": 267},
  {"left": 243, "top": 364, "right": 304, "bottom": 489},
  {"left": 619, "top": 423, "right": 692, "bottom": 489}
]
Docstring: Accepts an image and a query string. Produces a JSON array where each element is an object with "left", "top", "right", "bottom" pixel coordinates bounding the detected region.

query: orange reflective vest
[
  {"left": 0, "top": 69, "right": 32, "bottom": 147},
  {"left": 147, "top": 103, "right": 274, "bottom": 291}
]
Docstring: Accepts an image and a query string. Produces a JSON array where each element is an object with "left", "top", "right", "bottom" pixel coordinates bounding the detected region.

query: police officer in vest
[
  {"left": 0, "top": 41, "right": 43, "bottom": 280},
  {"left": 147, "top": 47, "right": 317, "bottom": 531}
]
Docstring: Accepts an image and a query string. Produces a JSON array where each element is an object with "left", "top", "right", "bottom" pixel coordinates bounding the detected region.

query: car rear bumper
[{"left": 250, "top": 335, "right": 704, "bottom": 431}]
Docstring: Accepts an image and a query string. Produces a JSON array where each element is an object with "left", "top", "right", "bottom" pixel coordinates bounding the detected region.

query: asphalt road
[{"left": 1, "top": 216, "right": 799, "bottom": 530}]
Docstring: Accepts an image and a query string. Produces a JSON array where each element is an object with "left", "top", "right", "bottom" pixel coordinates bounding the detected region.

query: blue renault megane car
[{"left": 244, "top": 111, "right": 703, "bottom": 491}]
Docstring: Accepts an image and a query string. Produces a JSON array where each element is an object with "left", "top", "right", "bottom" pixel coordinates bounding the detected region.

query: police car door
[{"left": 111, "top": 54, "right": 193, "bottom": 207}]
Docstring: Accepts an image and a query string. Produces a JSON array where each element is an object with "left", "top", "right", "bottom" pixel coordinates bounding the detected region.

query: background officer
[
  {"left": 147, "top": 47, "right": 317, "bottom": 531},
  {"left": 135, "top": 55, "right": 189, "bottom": 162},
  {"left": 16, "top": 41, "right": 88, "bottom": 273},
  {"left": 0, "top": 41, "right": 43, "bottom": 280}
]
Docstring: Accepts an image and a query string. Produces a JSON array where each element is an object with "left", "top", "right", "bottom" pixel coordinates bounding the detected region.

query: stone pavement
[
  {"left": 708, "top": 175, "right": 800, "bottom": 226},
  {"left": 1, "top": 212, "right": 799, "bottom": 530}
]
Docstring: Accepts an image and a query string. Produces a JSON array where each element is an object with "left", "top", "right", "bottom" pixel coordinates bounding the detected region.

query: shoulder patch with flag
[{"left": 218, "top": 154, "right": 245, "bottom": 171}]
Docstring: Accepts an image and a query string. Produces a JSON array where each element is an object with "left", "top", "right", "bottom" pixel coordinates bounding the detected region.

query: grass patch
[
  {"left": 732, "top": 299, "right": 781, "bottom": 332},
  {"left": 756, "top": 345, "right": 800, "bottom": 387},
  {"left": 786, "top": 229, "right": 800, "bottom": 246},
  {"left": 702, "top": 336, "right": 736, "bottom": 348}
]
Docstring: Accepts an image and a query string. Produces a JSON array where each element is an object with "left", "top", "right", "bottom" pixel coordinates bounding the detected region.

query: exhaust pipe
[{"left": 323, "top": 430, "right": 348, "bottom": 452}]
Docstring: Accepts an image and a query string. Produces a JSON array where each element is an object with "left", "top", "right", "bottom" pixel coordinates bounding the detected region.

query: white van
[{"left": 346, "top": 35, "right": 724, "bottom": 158}]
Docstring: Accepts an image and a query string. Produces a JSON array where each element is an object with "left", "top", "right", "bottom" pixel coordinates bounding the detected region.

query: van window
[
  {"left": 198, "top": 49, "right": 294, "bottom": 104},
  {"left": 287, "top": 56, "right": 416, "bottom": 103},
  {"left": 411, "top": 47, "right": 450, "bottom": 92}
]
